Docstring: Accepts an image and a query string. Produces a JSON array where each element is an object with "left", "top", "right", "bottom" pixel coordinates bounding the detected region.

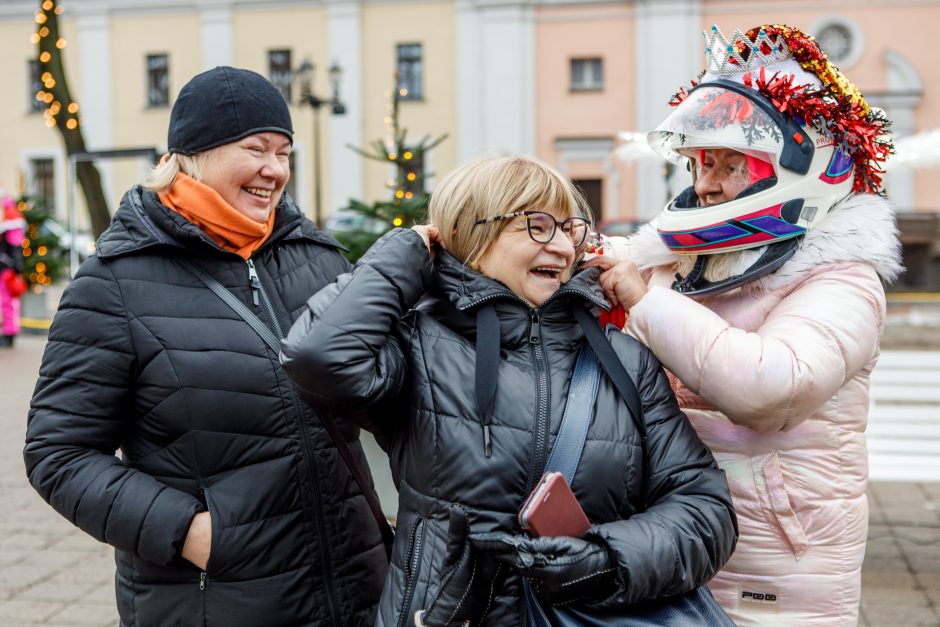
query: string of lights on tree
[
  {"left": 33, "top": 1, "right": 81, "bottom": 134},
  {"left": 337, "top": 75, "right": 447, "bottom": 261}
]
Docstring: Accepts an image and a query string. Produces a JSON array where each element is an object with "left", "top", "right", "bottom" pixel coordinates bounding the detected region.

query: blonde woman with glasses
[{"left": 282, "top": 155, "right": 737, "bottom": 626}]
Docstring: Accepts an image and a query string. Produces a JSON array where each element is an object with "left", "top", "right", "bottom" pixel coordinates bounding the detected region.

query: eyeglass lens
[{"left": 525, "top": 212, "right": 588, "bottom": 246}]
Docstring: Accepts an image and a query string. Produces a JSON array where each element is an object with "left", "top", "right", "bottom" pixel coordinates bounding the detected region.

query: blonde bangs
[{"left": 430, "top": 155, "right": 588, "bottom": 267}]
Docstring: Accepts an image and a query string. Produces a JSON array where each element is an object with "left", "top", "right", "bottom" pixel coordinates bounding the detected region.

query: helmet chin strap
[{"left": 671, "top": 236, "right": 802, "bottom": 297}]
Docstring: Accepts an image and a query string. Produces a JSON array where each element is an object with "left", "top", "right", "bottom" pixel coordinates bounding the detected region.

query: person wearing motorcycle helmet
[{"left": 586, "top": 24, "right": 903, "bottom": 626}]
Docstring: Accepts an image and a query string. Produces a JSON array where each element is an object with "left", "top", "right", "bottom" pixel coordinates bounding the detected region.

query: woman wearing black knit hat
[{"left": 24, "top": 66, "right": 387, "bottom": 626}]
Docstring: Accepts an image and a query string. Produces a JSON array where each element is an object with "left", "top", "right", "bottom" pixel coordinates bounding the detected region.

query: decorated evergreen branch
[
  {"left": 336, "top": 76, "right": 448, "bottom": 261},
  {"left": 18, "top": 191, "right": 66, "bottom": 291}
]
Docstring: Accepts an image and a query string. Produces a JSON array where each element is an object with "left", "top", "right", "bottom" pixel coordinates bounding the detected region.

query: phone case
[{"left": 517, "top": 471, "right": 591, "bottom": 537}]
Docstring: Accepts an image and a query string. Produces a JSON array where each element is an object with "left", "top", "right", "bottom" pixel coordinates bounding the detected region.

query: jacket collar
[
  {"left": 432, "top": 249, "right": 609, "bottom": 314},
  {"left": 96, "top": 186, "right": 343, "bottom": 260}
]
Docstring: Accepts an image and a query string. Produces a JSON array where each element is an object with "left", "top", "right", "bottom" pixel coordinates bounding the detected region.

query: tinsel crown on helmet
[{"left": 669, "top": 24, "right": 893, "bottom": 195}]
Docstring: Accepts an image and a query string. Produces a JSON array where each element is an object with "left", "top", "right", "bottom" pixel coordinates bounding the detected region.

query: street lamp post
[{"left": 295, "top": 59, "right": 346, "bottom": 228}]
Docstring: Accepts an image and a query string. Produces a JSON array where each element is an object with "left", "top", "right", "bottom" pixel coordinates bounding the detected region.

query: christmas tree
[
  {"left": 14, "top": 171, "right": 66, "bottom": 292},
  {"left": 336, "top": 76, "right": 447, "bottom": 261},
  {"left": 19, "top": 194, "right": 66, "bottom": 293}
]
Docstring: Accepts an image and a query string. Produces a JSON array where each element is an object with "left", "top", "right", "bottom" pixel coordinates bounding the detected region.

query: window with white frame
[
  {"left": 28, "top": 59, "right": 43, "bottom": 113},
  {"left": 146, "top": 54, "right": 169, "bottom": 107},
  {"left": 268, "top": 49, "right": 292, "bottom": 102},
  {"left": 29, "top": 157, "right": 56, "bottom": 209},
  {"left": 397, "top": 43, "right": 423, "bottom": 100},
  {"left": 570, "top": 58, "right": 603, "bottom": 92}
]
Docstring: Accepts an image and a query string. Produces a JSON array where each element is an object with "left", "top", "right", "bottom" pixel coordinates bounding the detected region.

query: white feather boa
[{"left": 625, "top": 193, "right": 904, "bottom": 292}]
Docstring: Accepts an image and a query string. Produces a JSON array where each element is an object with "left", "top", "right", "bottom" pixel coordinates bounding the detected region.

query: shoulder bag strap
[
  {"left": 572, "top": 305, "right": 650, "bottom": 506},
  {"left": 521, "top": 332, "right": 602, "bottom": 627},
  {"left": 176, "top": 258, "right": 395, "bottom": 558},
  {"left": 542, "top": 345, "right": 601, "bottom": 483}
]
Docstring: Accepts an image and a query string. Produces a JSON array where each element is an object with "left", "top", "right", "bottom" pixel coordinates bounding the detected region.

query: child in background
[{"left": 0, "top": 193, "right": 26, "bottom": 347}]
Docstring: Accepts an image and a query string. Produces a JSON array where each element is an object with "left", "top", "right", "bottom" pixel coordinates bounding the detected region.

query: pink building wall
[
  {"left": 535, "top": 5, "right": 638, "bottom": 222},
  {"left": 534, "top": 1, "right": 940, "bottom": 222}
]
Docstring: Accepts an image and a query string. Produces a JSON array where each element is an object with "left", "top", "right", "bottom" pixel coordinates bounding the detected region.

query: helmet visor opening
[
  {"left": 673, "top": 147, "right": 778, "bottom": 208},
  {"left": 649, "top": 85, "right": 785, "bottom": 165}
]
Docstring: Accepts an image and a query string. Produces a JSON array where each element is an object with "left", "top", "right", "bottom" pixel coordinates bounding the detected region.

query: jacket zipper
[
  {"left": 199, "top": 487, "right": 208, "bottom": 619},
  {"left": 294, "top": 398, "right": 342, "bottom": 627},
  {"left": 246, "top": 259, "right": 340, "bottom": 627},
  {"left": 525, "top": 310, "right": 551, "bottom": 496},
  {"left": 246, "top": 258, "right": 283, "bottom": 338},
  {"left": 396, "top": 518, "right": 427, "bottom": 627}
]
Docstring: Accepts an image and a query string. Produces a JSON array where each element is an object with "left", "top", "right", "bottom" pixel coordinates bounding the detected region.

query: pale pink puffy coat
[{"left": 621, "top": 194, "right": 902, "bottom": 626}]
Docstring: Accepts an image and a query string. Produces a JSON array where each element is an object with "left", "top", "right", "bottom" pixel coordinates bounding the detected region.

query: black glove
[
  {"left": 470, "top": 532, "right": 617, "bottom": 606},
  {"left": 415, "top": 506, "right": 501, "bottom": 627}
]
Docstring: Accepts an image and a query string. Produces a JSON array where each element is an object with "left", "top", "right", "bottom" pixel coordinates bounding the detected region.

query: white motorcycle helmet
[{"left": 646, "top": 25, "right": 874, "bottom": 295}]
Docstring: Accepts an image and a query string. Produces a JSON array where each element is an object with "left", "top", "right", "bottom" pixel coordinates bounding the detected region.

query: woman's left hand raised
[
  {"left": 411, "top": 224, "right": 443, "bottom": 258},
  {"left": 582, "top": 255, "right": 649, "bottom": 310}
]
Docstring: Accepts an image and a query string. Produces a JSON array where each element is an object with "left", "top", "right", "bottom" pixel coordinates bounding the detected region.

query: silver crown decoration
[{"left": 703, "top": 25, "right": 792, "bottom": 76}]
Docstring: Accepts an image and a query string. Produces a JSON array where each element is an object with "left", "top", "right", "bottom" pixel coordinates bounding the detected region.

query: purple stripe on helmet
[
  {"left": 659, "top": 223, "right": 750, "bottom": 250},
  {"left": 745, "top": 216, "right": 806, "bottom": 236},
  {"left": 694, "top": 223, "right": 749, "bottom": 243},
  {"left": 826, "top": 149, "right": 854, "bottom": 177}
]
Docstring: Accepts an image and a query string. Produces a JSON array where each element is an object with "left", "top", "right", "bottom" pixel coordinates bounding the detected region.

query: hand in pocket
[{"left": 182, "top": 511, "right": 212, "bottom": 570}]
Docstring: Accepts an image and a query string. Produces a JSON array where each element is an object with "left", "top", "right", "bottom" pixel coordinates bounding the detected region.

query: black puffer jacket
[
  {"left": 25, "top": 187, "right": 386, "bottom": 626},
  {"left": 282, "top": 229, "right": 738, "bottom": 626}
]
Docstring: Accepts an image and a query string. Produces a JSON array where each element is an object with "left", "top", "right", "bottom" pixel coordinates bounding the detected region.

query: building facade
[{"left": 0, "top": 0, "right": 937, "bottom": 239}]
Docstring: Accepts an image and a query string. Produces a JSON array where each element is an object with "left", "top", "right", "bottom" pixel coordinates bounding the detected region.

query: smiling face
[
  {"left": 476, "top": 210, "right": 578, "bottom": 308},
  {"left": 692, "top": 147, "right": 751, "bottom": 206},
  {"left": 199, "top": 132, "right": 292, "bottom": 222}
]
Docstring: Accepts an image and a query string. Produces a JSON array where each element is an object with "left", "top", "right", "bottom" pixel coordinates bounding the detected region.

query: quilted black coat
[
  {"left": 24, "top": 187, "right": 386, "bottom": 626},
  {"left": 282, "top": 228, "right": 738, "bottom": 626}
]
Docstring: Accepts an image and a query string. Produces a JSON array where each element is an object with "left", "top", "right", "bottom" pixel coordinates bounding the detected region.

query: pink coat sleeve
[{"left": 626, "top": 263, "right": 886, "bottom": 432}]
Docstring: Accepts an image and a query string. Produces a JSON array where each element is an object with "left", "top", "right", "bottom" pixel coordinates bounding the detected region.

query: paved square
[{"left": 3, "top": 334, "right": 938, "bottom": 625}]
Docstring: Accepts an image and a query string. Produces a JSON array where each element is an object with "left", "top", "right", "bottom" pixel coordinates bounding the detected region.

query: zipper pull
[
  {"left": 529, "top": 311, "right": 541, "bottom": 345},
  {"left": 199, "top": 572, "right": 207, "bottom": 591},
  {"left": 483, "top": 424, "right": 492, "bottom": 458},
  {"left": 246, "top": 259, "right": 261, "bottom": 306}
]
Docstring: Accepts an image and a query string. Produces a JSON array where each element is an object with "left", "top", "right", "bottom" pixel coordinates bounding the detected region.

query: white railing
[{"left": 868, "top": 350, "right": 940, "bottom": 482}]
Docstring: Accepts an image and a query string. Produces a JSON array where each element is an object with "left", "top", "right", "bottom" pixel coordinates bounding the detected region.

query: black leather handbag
[{"left": 520, "top": 307, "right": 735, "bottom": 627}]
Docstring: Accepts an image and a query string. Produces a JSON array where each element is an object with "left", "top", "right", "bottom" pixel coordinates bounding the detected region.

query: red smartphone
[{"left": 518, "top": 471, "right": 591, "bottom": 537}]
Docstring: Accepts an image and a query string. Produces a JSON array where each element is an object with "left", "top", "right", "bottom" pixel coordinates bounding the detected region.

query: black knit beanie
[{"left": 167, "top": 66, "right": 293, "bottom": 156}]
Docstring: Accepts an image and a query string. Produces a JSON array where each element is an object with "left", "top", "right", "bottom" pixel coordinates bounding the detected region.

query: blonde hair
[
  {"left": 143, "top": 151, "right": 217, "bottom": 193},
  {"left": 429, "top": 155, "right": 589, "bottom": 267},
  {"left": 674, "top": 248, "right": 763, "bottom": 283}
]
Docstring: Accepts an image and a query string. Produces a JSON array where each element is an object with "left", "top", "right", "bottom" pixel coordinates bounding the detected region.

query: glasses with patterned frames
[{"left": 473, "top": 211, "right": 591, "bottom": 247}]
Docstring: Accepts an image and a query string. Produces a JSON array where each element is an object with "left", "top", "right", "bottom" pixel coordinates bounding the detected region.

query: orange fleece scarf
[{"left": 159, "top": 172, "right": 276, "bottom": 260}]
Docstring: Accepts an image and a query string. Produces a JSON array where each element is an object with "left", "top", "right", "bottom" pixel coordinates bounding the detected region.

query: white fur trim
[
  {"left": 628, "top": 219, "right": 678, "bottom": 270},
  {"left": 628, "top": 194, "right": 904, "bottom": 289}
]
